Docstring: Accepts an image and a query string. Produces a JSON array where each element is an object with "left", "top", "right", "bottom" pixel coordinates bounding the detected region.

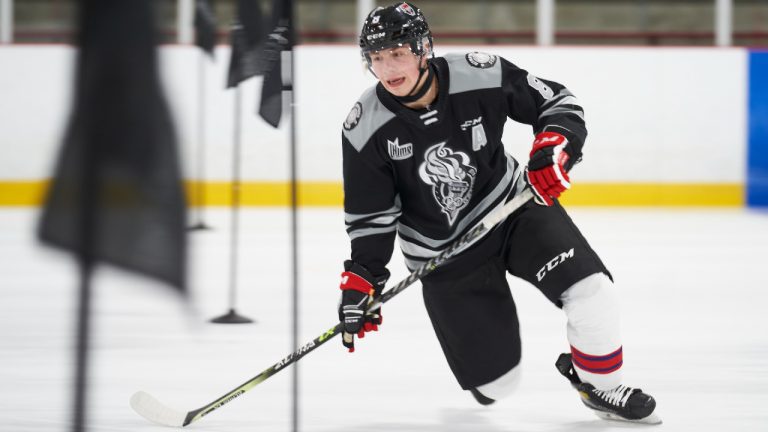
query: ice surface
[{"left": 1, "top": 207, "right": 767, "bottom": 431}]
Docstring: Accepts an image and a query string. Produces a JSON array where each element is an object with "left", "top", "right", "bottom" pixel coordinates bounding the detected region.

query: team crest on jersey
[
  {"left": 398, "top": 3, "right": 416, "bottom": 16},
  {"left": 465, "top": 52, "right": 497, "bottom": 69},
  {"left": 419, "top": 143, "right": 477, "bottom": 226},
  {"left": 388, "top": 138, "right": 413, "bottom": 160},
  {"left": 343, "top": 102, "right": 362, "bottom": 131}
]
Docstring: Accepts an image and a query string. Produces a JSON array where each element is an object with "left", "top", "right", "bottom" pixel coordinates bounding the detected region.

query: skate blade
[{"left": 593, "top": 410, "right": 663, "bottom": 425}]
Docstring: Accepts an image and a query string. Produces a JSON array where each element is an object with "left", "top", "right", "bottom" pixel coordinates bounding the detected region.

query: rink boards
[{"left": 0, "top": 45, "right": 766, "bottom": 206}]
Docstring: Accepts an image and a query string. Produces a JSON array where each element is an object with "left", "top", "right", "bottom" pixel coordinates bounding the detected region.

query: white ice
[{"left": 1, "top": 206, "right": 767, "bottom": 431}]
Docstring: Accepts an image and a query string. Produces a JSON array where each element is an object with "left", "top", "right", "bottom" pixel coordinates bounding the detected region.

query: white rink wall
[{"left": 0, "top": 45, "right": 748, "bottom": 184}]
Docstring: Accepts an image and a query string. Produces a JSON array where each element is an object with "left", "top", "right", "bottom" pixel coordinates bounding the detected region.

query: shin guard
[{"left": 560, "top": 272, "right": 622, "bottom": 390}]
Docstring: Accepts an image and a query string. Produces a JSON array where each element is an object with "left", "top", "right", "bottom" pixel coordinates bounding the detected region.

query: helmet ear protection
[{"left": 358, "top": 2, "right": 433, "bottom": 70}]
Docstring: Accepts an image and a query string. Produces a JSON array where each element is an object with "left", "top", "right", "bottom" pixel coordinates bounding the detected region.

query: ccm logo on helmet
[
  {"left": 366, "top": 32, "right": 386, "bottom": 41},
  {"left": 536, "top": 248, "right": 574, "bottom": 281}
]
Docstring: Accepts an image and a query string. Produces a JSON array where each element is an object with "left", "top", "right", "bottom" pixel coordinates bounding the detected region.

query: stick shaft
[{"left": 180, "top": 189, "right": 534, "bottom": 426}]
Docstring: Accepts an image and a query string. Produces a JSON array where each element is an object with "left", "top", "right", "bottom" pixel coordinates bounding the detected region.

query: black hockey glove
[{"left": 337, "top": 260, "right": 389, "bottom": 353}]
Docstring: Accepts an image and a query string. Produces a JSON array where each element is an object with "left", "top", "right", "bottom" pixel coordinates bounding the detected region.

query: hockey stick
[{"left": 130, "top": 188, "right": 534, "bottom": 427}]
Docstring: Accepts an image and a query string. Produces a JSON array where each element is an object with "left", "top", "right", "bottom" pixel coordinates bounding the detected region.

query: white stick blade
[{"left": 130, "top": 391, "right": 186, "bottom": 427}]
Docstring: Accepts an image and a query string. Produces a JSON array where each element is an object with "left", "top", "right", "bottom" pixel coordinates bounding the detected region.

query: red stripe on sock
[{"left": 571, "top": 346, "right": 623, "bottom": 374}]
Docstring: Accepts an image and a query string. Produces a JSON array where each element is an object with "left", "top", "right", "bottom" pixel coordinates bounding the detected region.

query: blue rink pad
[{"left": 748, "top": 50, "right": 768, "bottom": 206}]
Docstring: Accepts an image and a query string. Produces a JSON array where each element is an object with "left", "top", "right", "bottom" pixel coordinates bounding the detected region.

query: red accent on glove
[
  {"left": 339, "top": 271, "right": 374, "bottom": 295},
  {"left": 527, "top": 132, "right": 571, "bottom": 206},
  {"left": 344, "top": 317, "right": 381, "bottom": 354},
  {"left": 531, "top": 131, "right": 568, "bottom": 154}
]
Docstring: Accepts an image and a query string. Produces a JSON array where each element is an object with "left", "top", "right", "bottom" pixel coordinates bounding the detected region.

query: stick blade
[{"left": 130, "top": 391, "right": 187, "bottom": 427}]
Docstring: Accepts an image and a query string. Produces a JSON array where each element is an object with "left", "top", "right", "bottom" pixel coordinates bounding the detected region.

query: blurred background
[
  {"left": 2, "top": 0, "right": 766, "bottom": 208},
  {"left": 7, "top": 0, "right": 768, "bottom": 46}
]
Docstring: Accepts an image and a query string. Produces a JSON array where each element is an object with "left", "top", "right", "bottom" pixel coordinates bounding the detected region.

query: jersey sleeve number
[{"left": 526, "top": 73, "right": 554, "bottom": 100}]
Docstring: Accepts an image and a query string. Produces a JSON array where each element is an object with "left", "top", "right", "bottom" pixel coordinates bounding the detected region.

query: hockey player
[{"left": 337, "top": 2, "right": 659, "bottom": 424}]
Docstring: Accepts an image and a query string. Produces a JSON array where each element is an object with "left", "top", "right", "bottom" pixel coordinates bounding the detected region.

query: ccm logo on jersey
[
  {"left": 536, "top": 248, "right": 574, "bottom": 281},
  {"left": 388, "top": 138, "right": 413, "bottom": 160},
  {"left": 460, "top": 116, "right": 482, "bottom": 130}
]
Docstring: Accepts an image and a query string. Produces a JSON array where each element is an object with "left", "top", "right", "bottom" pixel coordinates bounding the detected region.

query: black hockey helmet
[{"left": 358, "top": 2, "right": 433, "bottom": 67}]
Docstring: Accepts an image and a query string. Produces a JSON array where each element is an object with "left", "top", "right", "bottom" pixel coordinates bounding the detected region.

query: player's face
[{"left": 369, "top": 45, "right": 424, "bottom": 97}]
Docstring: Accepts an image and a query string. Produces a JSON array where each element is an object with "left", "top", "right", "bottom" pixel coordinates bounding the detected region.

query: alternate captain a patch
[
  {"left": 343, "top": 102, "right": 363, "bottom": 131},
  {"left": 465, "top": 52, "right": 497, "bottom": 69}
]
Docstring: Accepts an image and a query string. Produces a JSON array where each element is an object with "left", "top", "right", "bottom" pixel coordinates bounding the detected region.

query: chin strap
[{"left": 393, "top": 61, "right": 435, "bottom": 104}]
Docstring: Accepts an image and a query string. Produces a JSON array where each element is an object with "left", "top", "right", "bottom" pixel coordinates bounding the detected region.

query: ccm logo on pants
[{"left": 536, "top": 248, "right": 574, "bottom": 282}]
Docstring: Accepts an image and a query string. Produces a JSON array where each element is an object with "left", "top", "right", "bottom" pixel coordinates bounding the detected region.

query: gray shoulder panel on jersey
[
  {"left": 342, "top": 86, "right": 396, "bottom": 152},
  {"left": 444, "top": 52, "right": 502, "bottom": 95}
]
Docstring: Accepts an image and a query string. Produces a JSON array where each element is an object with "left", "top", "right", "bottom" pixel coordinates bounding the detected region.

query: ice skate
[{"left": 556, "top": 353, "right": 662, "bottom": 425}]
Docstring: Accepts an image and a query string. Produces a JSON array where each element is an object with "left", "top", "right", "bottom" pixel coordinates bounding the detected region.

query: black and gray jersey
[{"left": 341, "top": 52, "right": 587, "bottom": 277}]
